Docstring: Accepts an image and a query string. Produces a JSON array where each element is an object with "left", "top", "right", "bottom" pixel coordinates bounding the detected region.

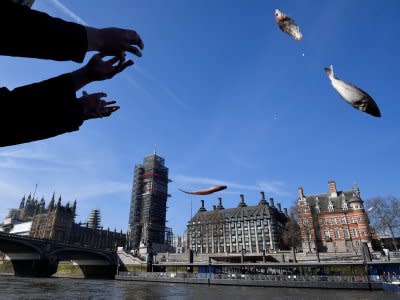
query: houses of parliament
[{"left": 0, "top": 193, "right": 125, "bottom": 250}]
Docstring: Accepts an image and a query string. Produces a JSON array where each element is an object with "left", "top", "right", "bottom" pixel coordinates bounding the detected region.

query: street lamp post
[
  {"left": 306, "top": 226, "right": 312, "bottom": 253},
  {"left": 240, "top": 247, "right": 246, "bottom": 264}
]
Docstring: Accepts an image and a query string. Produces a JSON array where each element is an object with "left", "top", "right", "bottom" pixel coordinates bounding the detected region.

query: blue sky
[{"left": 0, "top": 0, "right": 400, "bottom": 236}]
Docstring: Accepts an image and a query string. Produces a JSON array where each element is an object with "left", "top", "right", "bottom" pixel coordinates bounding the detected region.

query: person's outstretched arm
[
  {"left": 0, "top": 0, "right": 144, "bottom": 62},
  {"left": 0, "top": 53, "right": 131, "bottom": 147},
  {"left": 0, "top": 0, "right": 87, "bottom": 62},
  {"left": 0, "top": 74, "right": 84, "bottom": 146}
]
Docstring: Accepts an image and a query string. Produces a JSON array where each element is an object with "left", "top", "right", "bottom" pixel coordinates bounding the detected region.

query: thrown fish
[
  {"left": 179, "top": 185, "right": 227, "bottom": 196},
  {"left": 324, "top": 65, "right": 381, "bottom": 117},
  {"left": 275, "top": 9, "right": 303, "bottom": 41}
]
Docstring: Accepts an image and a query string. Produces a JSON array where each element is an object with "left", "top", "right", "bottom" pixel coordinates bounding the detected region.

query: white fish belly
[
  {"left": 287, "top": 25, "right": 302, "bottom": 40},
  {"left": 332, "top": 80, "right": 363, "bottom": 104}
]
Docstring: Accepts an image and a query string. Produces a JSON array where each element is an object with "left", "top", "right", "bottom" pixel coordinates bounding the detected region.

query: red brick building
[{"left": 297, "top": 181, "right": 371, "bottom": 253}]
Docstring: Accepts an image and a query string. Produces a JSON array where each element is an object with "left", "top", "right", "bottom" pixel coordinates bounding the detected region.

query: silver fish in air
[
  {"left": 324, "top": 65, "right": 381, "bottom": 117},
  {"left": 275, "top": 9, "right": 302, "bottom": 41},
  {"left": 179, "top": 185, "right": 227, "bottom": 196}
]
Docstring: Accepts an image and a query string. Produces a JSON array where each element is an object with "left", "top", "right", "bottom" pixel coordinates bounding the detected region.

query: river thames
[{"left": 0, "top": 276, "right": 399, "bottom": 300}]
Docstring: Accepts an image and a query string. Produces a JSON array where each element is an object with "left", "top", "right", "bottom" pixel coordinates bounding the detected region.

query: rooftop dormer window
[
  {"left": 328, "top": 201, "right": 334, "bottom": 213},
  {"left": 342, "top": 201, "right": 348, "bottom": 211}
]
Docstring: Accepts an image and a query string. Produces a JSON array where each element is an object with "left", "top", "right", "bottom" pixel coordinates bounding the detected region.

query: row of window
[
  {"left": 191, "top": 219, "right": 272, "bottom": 226},
  {"left": 190, "top": 243, "right": 271, "bottom": 253},
  {"left": 191, "top": 229, "right": 271, "bottom": 238},
  {"left": 301, "top": 203, "right": 363, "bottom": 213},
  {"left": 191, "top": 232, "right": 271, "bottom": 242},
  {"left": 190, "top": 224, "right": 271, "bottom": 236},
  {"left": 324, "top": 228, "right": 370, "bottom": 240},
  {"left": 320, "top": 215, "right": 363, "bottom": 225},
  {"left": 192, "top": 215, "right": 270, "bottom": 225}
]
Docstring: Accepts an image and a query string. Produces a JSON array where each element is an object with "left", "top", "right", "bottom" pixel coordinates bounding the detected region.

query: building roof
[
  {"left": 302, "top": 188, "right": 362, "bottom": 212},
  {"left": 9, "top": 221, "right": 32, "bottom": 235},
  {"left": 190, "top": 202, "right": 287, "bottom": 224}
]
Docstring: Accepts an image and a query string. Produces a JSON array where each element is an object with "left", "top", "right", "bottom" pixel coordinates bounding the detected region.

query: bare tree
[
  {"left": 366, "top": 196, "right": 400, "bottom": 251},
  {"left": 280, "top": 205, "right": 302, "bottom": 250}
]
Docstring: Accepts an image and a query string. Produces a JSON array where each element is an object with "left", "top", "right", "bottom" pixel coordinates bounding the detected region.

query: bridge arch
[
  {"left": 48, "top": 248, "right": 115, "bottom": 265},
  {"left": 47, "top": 248, "right": 117, "bottom": 279},
  {"left": 0, "top": 235, "right": 43, "bottom": 259},
  {"left": 0, "top": 233, "right": 117, "bottom": 278},
  {"left": 0, "top": 233, "right": 57, "bottom": 277}
]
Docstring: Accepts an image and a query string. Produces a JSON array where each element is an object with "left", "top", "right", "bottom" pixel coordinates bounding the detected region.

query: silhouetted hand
[
  {"left": 80, "top": 91, "right": 120, "bottom": 120},
  {"left": 85, "top": 53, "right": 133, "bottom": 81},
  {"left": 86, "top": 27, "right": 144, "bottom": 58},
  {"left": 70, "top": 53, "right": 133, "bottom": 91}
]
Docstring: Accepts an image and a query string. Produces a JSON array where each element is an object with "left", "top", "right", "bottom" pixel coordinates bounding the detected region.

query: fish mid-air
[
  {"left": 179, "top": 185, "right": 227, "bottom": 196},
  {"left": 275, "top": 9, "right": 303, "bottom": 41},
  {"left": 324, "top": 65, "right": 381, "bottom": 118}
]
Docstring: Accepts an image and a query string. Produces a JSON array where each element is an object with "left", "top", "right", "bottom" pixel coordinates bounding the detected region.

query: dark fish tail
[
  {"left": 178, "top": 188, "right": 191, "bottom": 194},
  {"left": 366, "top": 102, "right": 381, "bottom": 117}
]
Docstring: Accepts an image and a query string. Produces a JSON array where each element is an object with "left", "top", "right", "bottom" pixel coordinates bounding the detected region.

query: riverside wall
[{"left": 116, "top": 272, "right": 383, "bottom": 290}]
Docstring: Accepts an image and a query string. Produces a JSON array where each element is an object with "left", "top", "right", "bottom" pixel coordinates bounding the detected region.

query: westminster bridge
[{"left": 0, "top": 232, "right": 118, "bottom": 278}]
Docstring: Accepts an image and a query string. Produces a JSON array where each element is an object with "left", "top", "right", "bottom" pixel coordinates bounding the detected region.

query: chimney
[
  {"left": 217, "top": 197, "right": 224, "bottom": 209},
  {"left": 277, "top": 203, "right": 282, "bottom": 212},
  {"left": 284, "top": 208, "right": 288, "bottom": 216},
  {"left": 238, "top": 194, "right": 247, "bottom": 207},
  {"left": 298, "top": 187, "right": 304, "bottom": 198},
  {"left": 328, "top": 180, "right": 337, "bottom": 197},
  {"left": 212, "top": 205, "right": 216, "bottom": 210},
  {"left": 259, "top": 191, "right": 267, "bottom": 205},
  {"left": 269, "top": 197, "right": 275, "bottom": 207},
  {"left": 199, "top": 200, "right": 206, "bottom": 212}
]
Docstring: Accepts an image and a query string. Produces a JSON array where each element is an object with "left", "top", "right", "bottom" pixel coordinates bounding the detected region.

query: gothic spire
[
  {"left": 19, "top": 195, "right": 26, "bottom": 209},
  {"left": 48, "top": 192, "right": 55, "bottom": 210},
  {"left": 40, "top": 196, "right": 45, "bottom": 206},
  {"left": 72, "top": 199, "right": 77, "bottom": 215}
]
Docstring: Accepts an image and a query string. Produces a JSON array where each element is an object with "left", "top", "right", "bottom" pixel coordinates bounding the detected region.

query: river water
[{"left": 0, "top": 275, "right": 398, "bottom": 300}]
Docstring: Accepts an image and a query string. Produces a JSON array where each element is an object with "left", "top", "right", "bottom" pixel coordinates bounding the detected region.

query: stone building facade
[
  {"left": 0, "top": 193, "right": 126, "bottom": 250},
  {"left": 297, "top": 181, "right": 372, "bottom": 253},
  {"left": 30, "top": 195, "right": 75, "bottom": 241},
  {"left": 30, "top": 199, "right": 126, "bottom": 250},
  {"left": 187, "top": 192, "right": 288, "bottom": 255}
]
